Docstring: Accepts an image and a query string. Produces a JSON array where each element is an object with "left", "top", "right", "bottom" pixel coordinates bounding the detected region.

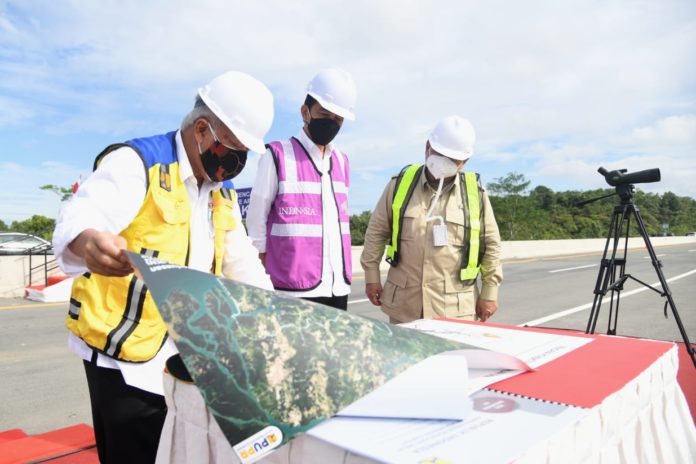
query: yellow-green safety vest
[
  {"left": 386, "top": 163, "right": 485, "bottom": 282},
  {"left": 65, "top": 136, "right": 237, "bottom": 362}
]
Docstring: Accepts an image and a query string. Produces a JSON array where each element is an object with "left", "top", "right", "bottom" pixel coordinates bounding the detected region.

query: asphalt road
[{"left": 1, "top": 243, "right": 694, "bottom": 434}]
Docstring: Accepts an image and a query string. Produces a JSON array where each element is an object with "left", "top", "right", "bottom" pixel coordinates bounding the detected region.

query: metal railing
[
  {"left": 27, "top": 245, "right": 59, "bottom": 286},
  {"left": 0, "top": 235, "right": 59, "bottom": 286}
]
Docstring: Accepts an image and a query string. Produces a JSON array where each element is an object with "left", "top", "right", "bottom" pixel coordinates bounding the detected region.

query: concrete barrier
[
  {"left": 500, "top": 236, "right": 696, "bottom": 261},
  {"left": 2, "top": 237, "right": 694, "bottom": 297},
  {"left": 0, "top": 255, "right": 65, "bottom": 298},
  {"left": 350, "top": 236, "right": 696, "bottom": 276}
]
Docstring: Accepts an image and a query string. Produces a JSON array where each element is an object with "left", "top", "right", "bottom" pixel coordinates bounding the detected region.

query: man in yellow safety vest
[{"left": 53, "top": 71, "right": 274, "bottom": 464}]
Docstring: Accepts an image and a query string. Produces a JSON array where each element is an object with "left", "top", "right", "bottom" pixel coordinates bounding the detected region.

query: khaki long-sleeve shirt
[{"left": 360, "top": 169, "right": 502, "bottom": 323}]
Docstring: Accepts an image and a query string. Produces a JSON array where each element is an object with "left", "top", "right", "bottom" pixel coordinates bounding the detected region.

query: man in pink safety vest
[{"left": 247, "top": 68, "right": 357, "bottom": 310}]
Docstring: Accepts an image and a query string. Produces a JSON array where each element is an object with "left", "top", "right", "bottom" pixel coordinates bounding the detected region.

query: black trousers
[
  {"left": 83, "top": 359, "right": 167, "bottom": 464},
  {"left": 302, "top": 294, "right": 348, "bottom": 310}
]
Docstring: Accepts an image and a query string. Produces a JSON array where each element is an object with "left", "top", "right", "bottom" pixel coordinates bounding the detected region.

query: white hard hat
[
  {"left": 198, "top": 71, "right": 274, "bottom": 153},
  {"left": 306, "top": 68, "right": 356, "bottom": 120},
  {"left": 428, "top": 116, "right": 476, "bottom": 161}
]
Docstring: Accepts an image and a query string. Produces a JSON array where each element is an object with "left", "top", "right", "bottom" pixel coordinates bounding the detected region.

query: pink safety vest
[{"left": 265, "top": 137, "right": 352, "bottom": 290}]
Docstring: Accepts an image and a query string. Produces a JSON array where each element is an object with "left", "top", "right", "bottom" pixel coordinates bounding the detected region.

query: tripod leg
[
  {"left": 587, "top": 207, "right": 623, "bottom": 333},
  {"left": 587, "top": 285, "right": 607, "bottom": 334},
  {"left": 607, "top": 210, "right": 630, "bottom": 335},
  {"left": 587, "top": 222, "right": 613, "bottom": 333},
  {"left": 607, "top": 263, "right": 619, "bottom": 335},
  {"left": 632, "top": 208, "right": 696, "bottom": 368}
]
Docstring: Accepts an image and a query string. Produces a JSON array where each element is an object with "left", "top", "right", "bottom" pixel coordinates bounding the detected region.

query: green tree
[
  {"left": 487, "top": 172, "right": 531, "bottom": 196},
  {"left": 350, "top": 210, "right": 372, "bottom": 245},
  {"left": 41, "top": 184, "right": 74, "bottom": 201},
  {"left": 486, "top": 184, "right": 696, "bottom": 240},
  {"left": 10, "top": 215, "right": 56, "bottom": 241},
  {"left": 487, "top": 172, "right": 531, "bottom": 240},
  {"left": 529, "top": 185, "right": 554, "bottom": 209},
  {"left": 0, "top": 219, "right": 7, "bottom": 231}
]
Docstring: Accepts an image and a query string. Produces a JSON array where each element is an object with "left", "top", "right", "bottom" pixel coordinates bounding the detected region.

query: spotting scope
[{"left": 598, "top": 167, "right": 661, "bottom": 187}]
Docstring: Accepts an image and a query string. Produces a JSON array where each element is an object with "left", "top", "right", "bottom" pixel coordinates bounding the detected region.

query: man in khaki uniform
[{"left": 361, "top": 116, "right": 502, "bottom": 324}]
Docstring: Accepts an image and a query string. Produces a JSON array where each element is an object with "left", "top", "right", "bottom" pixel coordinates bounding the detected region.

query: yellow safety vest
[
  {"left": 65, "top": 157, "right": 237, "bottom": 362},
  {"left": 386, "top": 164, "right": 484, "bottom": 282}
]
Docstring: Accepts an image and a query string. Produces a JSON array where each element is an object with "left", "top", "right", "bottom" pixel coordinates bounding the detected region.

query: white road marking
[
  {"left": 520, "top": 268, "right": 696, "bottom": 327},
  {"left": 644, "top": 254, "right": 666, "bottom": 259},
  {"left": 348, "top": 298, "right": 369, "bottom": 305},
  {"left": 688, "top": 249, "right": 696, "bottom": 252},
  {"left": 548, "top": 264, "right": 597, "bottom": 273}
]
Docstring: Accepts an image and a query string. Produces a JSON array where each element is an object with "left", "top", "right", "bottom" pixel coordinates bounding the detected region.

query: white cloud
[
  {"left": 519, "top": 143, "right": 607, "bottom": 191},
  {"left": 0, "top": 162, "right": 22, "bottom": 172},
  {"left": 0, "top": 14, "right": 17, "bottom": 34},
  {"left": 0, "top": 95, "right": 36, "bottom": 125},
  {"left": 1, "top": 0, "right": 695, "bottom": 221},
  {"left": 631, "top": 115, "right": 696, "bottom": 144}
]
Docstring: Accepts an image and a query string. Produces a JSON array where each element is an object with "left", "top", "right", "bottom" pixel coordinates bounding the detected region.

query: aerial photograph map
[{"left": 127, "top": 252, "right": 471, "bottom": 449}]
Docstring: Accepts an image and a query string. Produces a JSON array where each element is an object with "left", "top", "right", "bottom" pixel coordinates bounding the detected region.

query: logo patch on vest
[
  {"left": 276, "top": 206, "right": 318, "bottom": 216},
  {"left": 339, "top": 200, "right": 349, "bottom": 215}
]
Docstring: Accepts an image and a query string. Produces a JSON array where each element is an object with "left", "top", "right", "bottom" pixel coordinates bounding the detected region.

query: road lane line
[
  {"left": 9, "top": 297, "right": 379, "bottom": 308},
  {"left": 548, "top": 264, "right": 597, "bottom": 273},
  {"left": 644, "top": 254, "right": 665, "bottom": 259},
  {"left": 13, "top": 298, "right": 378, "bottom": 309},
  {"left": 520, "top": 268, "right": 696, "bottom": 327},
  {"left": 0, "top": 301, "right": 66, "bottom": 311}
]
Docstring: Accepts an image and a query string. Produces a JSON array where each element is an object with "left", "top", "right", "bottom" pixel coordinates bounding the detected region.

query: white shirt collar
[
  {"left": 421, "top": 168, "right": 457, "bottom": 194},
  {"left": 175, "top": 130, "right": 221, "bottom": 190},
  {"left": 294, "top": 128, "right": 335, "bottom": 163}
]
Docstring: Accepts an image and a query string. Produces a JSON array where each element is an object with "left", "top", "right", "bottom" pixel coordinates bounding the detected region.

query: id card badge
[{"left": 433, "top": 223, "right": 448, "bottom": 247}]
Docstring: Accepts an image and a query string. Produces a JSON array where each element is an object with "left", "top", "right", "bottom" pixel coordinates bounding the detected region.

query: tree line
[
  {"left": 350, "top": 172, "right": 696, "bottom": 244},
  {"left": 0, "top": 215, "right": 56, "bottom": 241},
  {"left": 4, "top": 174, "right": 695, "bottom": 244}
]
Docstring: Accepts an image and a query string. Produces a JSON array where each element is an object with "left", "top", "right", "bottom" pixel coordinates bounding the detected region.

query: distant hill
[
  {"left": 489, "top": 186, "right": 696, "bottom": 241},
  {"left": 349, "top": 186, "right": 696, "bottom": 244}
]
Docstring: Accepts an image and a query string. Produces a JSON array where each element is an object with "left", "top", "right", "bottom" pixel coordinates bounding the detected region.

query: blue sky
[{"left": 1, "top": 0, "right": 695, "bottom": 222}]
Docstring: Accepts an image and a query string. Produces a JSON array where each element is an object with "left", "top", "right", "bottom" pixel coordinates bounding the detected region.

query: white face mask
[{"left": 425, "top": 153, "right": 460, "bottom": 180}]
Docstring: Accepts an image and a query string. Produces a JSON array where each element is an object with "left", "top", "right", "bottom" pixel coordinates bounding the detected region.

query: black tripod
[{"left": 580, "top": 168, "right": 696, "bottom": 368}]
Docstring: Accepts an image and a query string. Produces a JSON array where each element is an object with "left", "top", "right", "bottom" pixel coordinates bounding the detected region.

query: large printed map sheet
[{"left": 127, "top": 252, "right": 484, "bottom": 451}]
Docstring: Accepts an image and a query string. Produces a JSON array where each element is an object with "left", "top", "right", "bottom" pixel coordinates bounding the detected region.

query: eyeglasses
[{"left": 208, "top": 123, "right": 247, "bottom": 153}]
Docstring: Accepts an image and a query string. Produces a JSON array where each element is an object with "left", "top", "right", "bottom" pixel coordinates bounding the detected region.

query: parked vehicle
[
  {"left": 0, "top": 232, "right": 51, "bottom": 255},
  {"left": 687, "top": 232, "right": 696, "bottom": 237}
]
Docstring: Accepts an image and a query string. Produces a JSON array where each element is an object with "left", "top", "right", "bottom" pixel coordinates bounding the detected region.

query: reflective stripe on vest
[
  {"left": 103, "top": 247, "right": 158, "bottom": 357},
  {"left": 270, "top": 222, "right": 351, "bottom": 237},
  {"left": 387, "top": 165, "right": 483, "bottom": 281}
]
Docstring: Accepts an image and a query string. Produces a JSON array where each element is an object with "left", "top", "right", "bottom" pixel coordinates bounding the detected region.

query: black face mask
[
  {"left": 199, "top": 125, "right": 248, "bottom": 182},
  {"left": 307, "top": 116, "right": 341, "bottom": 145}
]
